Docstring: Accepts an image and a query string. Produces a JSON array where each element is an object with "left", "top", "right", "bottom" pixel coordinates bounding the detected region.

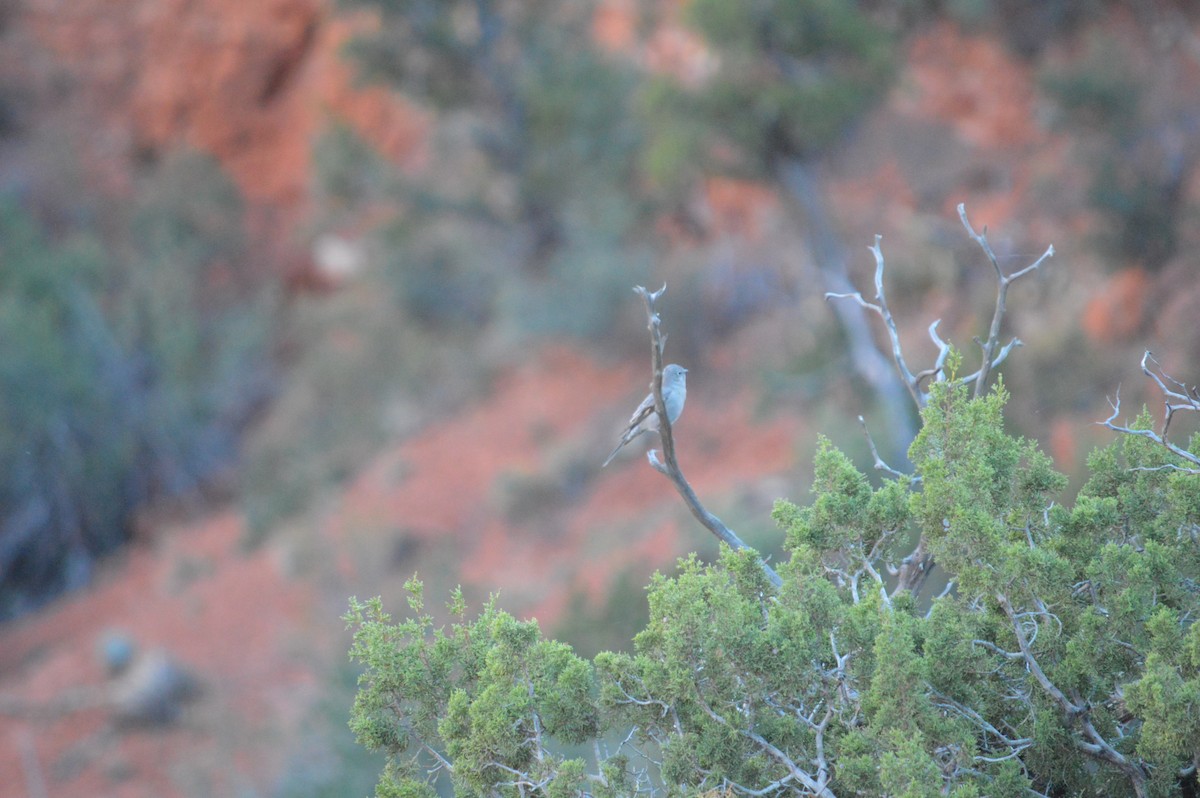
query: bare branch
[
  {"left": 869, "top": 236, "right": 924, "bottom": 406},
  {"left": 857, "top": 415, "right": 919, "bottom": 484},
  {"left": 823, "top": 291, "right": 882, "bottom": 315},
  {"left": 972, "top": 639, "right": 1024, "bottom": 660},
  {"left": 922, "top": 319, "right": 951, "bottom": 386},
  {"left": 693, "top": 688, "right": 834, "bottom": 797},
  {"left": 929, "top": 685, "right": 1033, "bottom": 756},
  {"left": 825, "top": 236, "right": 923, "bottom": 409},
  {"left": 1129, "top": 463, "right": 1200, "bottom": 474},
  {"left": 827, "top": 212, "right": 1053, "bottom": 413},
  {"left": 422, "top": 743, "right": 454, "bottom": 775},
  {"left": 996, "top": 592, "right": 1080, "bottom": 715},
  {"left": 719, "top": 771, "right": 798, "bottom": 797},
  {"left": 958, "top": 204, "right": 1053, "bottom": 397},
  {"left": 1100, "top": 367, "right": 1200, "bottom": 473},
  {"left": 932, "top": 580, "right": 955, "bottom": 603},
  {"left": 894, "top": 535, "right": 933, "bottom": 596},
  {"left": 634, "top": 285, "right": 783, "bottom": 589}
]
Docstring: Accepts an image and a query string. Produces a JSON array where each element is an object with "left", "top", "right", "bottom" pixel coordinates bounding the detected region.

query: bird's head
[{"left": 663, "top": 363, "right": 688, "bottom": 385}]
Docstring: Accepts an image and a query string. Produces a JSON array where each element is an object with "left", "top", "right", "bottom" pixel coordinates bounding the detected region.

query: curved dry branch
[
  {"left": 693, "top": 685, "right": 834, "bottom": 798},
  {"left": 632, "top": 285, "right": 783, "bottom": 590},
  {"left": 824, "top": 234, "right": 923, "bottom": 410},
  {"left": 857, "top": 414, "right": 919, "bottom": 484},
  {"left": 1101, "top": 351, "right": 1200, "bottom": 473}
]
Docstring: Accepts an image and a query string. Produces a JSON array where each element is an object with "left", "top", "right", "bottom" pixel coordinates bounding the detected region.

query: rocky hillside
[{"left": 1, "top": 2, "right": 1199, "bottom": 796}]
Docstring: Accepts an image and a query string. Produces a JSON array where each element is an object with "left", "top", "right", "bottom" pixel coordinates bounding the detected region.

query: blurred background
[{"left": 1, "top": 0, "right": 1199, "bottom": 795}]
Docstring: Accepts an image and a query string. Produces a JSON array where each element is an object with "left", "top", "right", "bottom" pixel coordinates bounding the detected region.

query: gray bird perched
[{"left": 603, "top": 364, "right": 688, "bottom": 467}]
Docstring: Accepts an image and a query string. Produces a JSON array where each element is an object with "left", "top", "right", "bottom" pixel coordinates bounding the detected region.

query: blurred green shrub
[
  {"left": 0, "top": 200, "right": 127, "bottom": 613},
  {"left": 1087, "top": 159, "right": 1184, "bottom": 271},
  {"left": 640, "top": 0, "right": 896, "bottom": 194},
  {"left": 332, "top": 0, "right": 656, "bottom": 341},
  {"left": 239, "top": 255, "right": 489, "bottom": 543},
  {"left": 1040, "top": 43, "right": 1138, "bottom": 132},
  {"left": 347, "top": 382, "right": 1200, "bottom": 798},
  {"left": 0, "top": 151, "right": 274, "bottom": 619},
  {"left": 1040, "top": 32, "right": 1191, "bottom": 271},
  {"left": 312, "top": 122, "right": 398, "bottom": 227}
]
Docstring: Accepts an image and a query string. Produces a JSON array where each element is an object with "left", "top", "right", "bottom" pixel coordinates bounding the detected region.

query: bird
[{"left": 602, "top": 364, "right": 688, "bottom": 467}]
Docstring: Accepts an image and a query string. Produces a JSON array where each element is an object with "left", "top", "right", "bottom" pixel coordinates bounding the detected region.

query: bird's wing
[
  {"left": 602, "top": 392, "right": 659, "bottom": 468},
  {"left": 627, "top": 391, "right": 656, "bottom": 427}
]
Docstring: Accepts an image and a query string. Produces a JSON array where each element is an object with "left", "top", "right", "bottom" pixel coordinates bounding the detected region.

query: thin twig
[
  {"left": 857, "top": 415, "right": 918, "bottom": 484},
  {"left": 825, "top": 236, "right": 923, "bottom": 409},
  {"left": 826, "top": 214, "right": 1053, "bottom": 409}
]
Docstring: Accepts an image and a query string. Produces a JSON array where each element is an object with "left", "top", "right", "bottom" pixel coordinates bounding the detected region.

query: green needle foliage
[
  {"left": 346, "top": 581, "right": 601, "bottom": 798},
  {"left": 348, "top": 379, "right": 1200, "bottom": 797}
]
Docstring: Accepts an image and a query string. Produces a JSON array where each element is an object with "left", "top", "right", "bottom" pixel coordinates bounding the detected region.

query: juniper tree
[
  {"left": 347, "top": 214, "right": 1200, "bottom": 797},
  {"left": 348, "top": 374, "right": 1199, "bottom": 796}
]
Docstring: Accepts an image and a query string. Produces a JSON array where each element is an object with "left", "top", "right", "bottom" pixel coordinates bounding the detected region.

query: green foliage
[
  {"left": 774, "top": 436, "right": 911, "bottom": 570},
  {"left": 909, "top": 380, "right": 1067, "bottom": 596},
  {"left": 0, "top": 200, "right": 128, "bottom": 609},
  {"left": 334, "top": 0, "right": 654, "bottom": 341},
  {"left": 641, "top": 0, "right": 897, "bottom": 193},
  {"left": 346, "top": 581, "right": 600, "bottom": 797},
  {"left": 349, "top": 379, "right": 1200, "bottom": 796},
  {"left": 0, "top": 153, "right": 273, "bottom": 617},
  {"left": 1039, "top": 31, "right": 1190, "bottom": 271}
]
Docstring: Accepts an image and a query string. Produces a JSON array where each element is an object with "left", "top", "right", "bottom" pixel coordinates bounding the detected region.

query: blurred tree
[
  {"left": 337, "top": 0, "right": 653, "bottom": 336},
  {"left": 640, "top": 0, "right": 895, "bottom": 176},
  {"left": 1039, "top": 28, "right": 1197, "bottom": 274},
  {"left": 0, "top": 151, "right": 274, "bottom": 619},
  {"left": 0, "top": 200, "right": 126, "bottom": 614}
]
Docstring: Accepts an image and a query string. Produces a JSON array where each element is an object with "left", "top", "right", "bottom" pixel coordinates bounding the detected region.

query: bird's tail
[
  {"left": 602, "top": 428, "right": 644, "bottom": 468},
  {"left": 601, "top": 440, "right": 625, "bottom": 468}
]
